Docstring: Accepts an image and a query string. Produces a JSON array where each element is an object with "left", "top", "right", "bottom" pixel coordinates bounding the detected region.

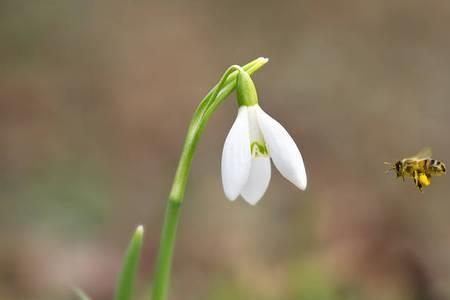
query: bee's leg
[
  {"left": 418, "top": 184, "right": 423, "bottom": 193},
  {"left": 413, "top": 170, "right": 419, "bottom": 185},
  {"left": 413, "top": 171, "right": 424, "bottom": 193}
]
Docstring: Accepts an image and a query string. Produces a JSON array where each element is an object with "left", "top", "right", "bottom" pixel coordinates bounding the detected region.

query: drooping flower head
[{"left": 221, "top": 69, "right": 307, "bottom": 205}]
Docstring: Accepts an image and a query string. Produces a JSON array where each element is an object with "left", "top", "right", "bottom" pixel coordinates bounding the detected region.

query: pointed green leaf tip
[
  {"left": 114, "top": 225, "right": 144, "bottom": 300},
  {"left": 237, "top": 69, "right": 259, "bottom": 107},
  {"left": 74, "top": 288, "right": 92, "bottom": 300}
]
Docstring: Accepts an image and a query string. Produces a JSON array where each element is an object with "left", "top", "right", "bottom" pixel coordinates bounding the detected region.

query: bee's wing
[{"left": 407, "top": 148, "right": 432, "bottom": 160}]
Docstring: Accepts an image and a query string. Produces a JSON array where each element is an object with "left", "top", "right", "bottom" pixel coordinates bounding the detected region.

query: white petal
[
  {"left": 221, "top": 107, "right": 252, "bottom": 200},
  {"left": 247, "top": 105, "right": 265, "bottom": 143},
  {"left": 241, "top": 157, "right": 271, "bottom": 205},
  {"left": 256, "top": 106, "right": 307, "bottom": 190}
]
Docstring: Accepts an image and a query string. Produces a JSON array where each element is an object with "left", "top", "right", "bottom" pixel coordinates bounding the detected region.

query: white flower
[{"left": 221, "top": 104, "right": 307, "bottom": 205}]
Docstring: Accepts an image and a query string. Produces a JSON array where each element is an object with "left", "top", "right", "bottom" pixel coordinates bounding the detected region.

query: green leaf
[
  {"left": 114, "top": 225, "right": 145, "bottom": 300},
  {"left": 74, "top": 288, "right": 92, "bottom": 300}
]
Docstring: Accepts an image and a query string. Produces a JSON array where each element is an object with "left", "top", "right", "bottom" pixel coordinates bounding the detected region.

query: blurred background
[{"left": 1, "top": 0, "right": 450, "bottom": 299}]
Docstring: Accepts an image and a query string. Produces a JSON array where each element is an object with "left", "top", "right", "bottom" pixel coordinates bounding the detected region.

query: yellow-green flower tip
[{"left": 257, "top": 57, "right": 269, "bottom": 63}]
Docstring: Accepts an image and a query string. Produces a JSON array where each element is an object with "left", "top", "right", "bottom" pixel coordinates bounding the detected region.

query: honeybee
[{"left": 385, "top": 148, "right": 446, "bottom": 192}]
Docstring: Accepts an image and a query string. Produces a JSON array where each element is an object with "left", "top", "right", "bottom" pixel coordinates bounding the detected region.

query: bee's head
[
  {"left": 385, "top": 161, "right": 403, "bottom": 177},
  {"left": 394, "top": 161, "right": 403, "bottom": 177}
]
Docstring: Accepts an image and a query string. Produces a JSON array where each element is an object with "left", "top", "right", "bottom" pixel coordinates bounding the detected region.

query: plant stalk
[{"left": 151, "top": 57, "right": 268, "bottom": 300}]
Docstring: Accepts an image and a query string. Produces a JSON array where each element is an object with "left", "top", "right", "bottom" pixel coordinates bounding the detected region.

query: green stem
[
  {"left": 150, "top": 201, "right": 181, "bottom": 300},
  {"left": 151, "top": 57, "right": 268, "bottom": 300}
]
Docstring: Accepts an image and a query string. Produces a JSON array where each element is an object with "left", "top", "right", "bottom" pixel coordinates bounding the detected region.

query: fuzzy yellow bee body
[{"left": 386, "top": 148, "right": 446, "bottom": 192}]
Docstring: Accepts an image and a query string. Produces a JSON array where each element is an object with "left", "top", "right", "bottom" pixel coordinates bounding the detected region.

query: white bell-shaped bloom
[{"left": 221, "top": 104, "right": 307, "bottom": 205}]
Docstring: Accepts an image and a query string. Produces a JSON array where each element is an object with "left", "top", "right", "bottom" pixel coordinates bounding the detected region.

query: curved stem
[{"left": 151, "top": 57, "right": 268, "bottom": 300}]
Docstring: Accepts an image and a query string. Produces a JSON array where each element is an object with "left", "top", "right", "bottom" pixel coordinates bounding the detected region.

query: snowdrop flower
[{"left": 221, "top": 70, "right": 307, "bottom": 205}]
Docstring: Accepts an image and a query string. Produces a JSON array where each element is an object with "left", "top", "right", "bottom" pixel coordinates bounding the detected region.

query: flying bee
[{"left": 385, "top": 148, "right": 446, "bottom": 192}]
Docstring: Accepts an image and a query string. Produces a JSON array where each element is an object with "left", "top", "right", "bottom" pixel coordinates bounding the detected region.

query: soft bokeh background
[{"left": 2, "top": 1, "right": 450, "bottom": 299}]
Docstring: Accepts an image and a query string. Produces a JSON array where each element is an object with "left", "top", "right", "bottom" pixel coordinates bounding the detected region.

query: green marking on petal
[{"left": 251, "top": 141, "right": 269, "bottom": 157}]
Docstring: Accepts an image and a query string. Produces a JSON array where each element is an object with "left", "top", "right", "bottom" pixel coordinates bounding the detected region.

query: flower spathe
[{"left": 221, "top": 104, "right": 307, "bottom": 205}]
